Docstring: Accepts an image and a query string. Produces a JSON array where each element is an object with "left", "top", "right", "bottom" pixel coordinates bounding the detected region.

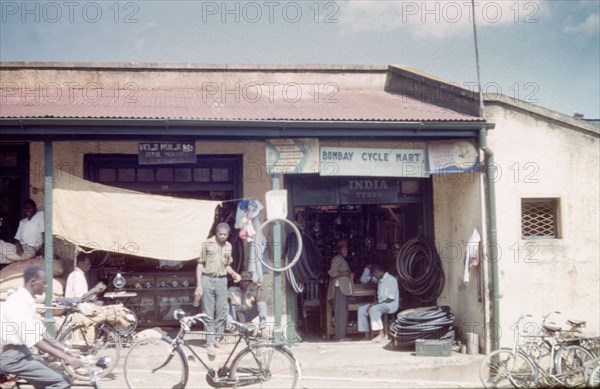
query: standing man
[
  {"left": 64, "top": 252, "right": 105, "bottom": 301},
  {"left": 327, "top": 241, "right": 353, "bottom": 342},
  {"left": 195, "top": 222, "right": 241, "bottom": 353},
  {"left": 357, "top": 264, "right": 400, "bottom": 343},
  {"left": 0, "top": 199, "right": 44, "bottom": 264},
  {"left": 0, "top": 265, "right": 82, "bottom": 389}
]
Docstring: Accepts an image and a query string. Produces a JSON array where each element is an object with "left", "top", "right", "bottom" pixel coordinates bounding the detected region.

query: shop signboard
[
  {"left": 427, "top": 139, "right": 479, "bottom": 173},
  {"left": 266, "top": 138, "right": 320, "bottom": 174},
  {"left": 339, "top": 178, "right": 402, "bottom": 204},
  {"left": 138, "top": 142, "right": 196, "bottom": 165},
  {"left": 320, "top": 147, "right": 428, "bottom": 177}
]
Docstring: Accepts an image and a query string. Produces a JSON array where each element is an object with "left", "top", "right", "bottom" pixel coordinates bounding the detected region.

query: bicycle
[
  {"left": 586, "top": 356, "right": 600, "bottom": 387},
  {"left": 479, "top": 313, "right": 594, "bottom": 388},
  {"left": 123, "top": 310, "right": 301, "bottom": 388},
  {"left": 51, "top": 297, "right": 137, "bottom": 380},
  {"left": 0, "top": 355, "right": 110, "bottom": 389}
]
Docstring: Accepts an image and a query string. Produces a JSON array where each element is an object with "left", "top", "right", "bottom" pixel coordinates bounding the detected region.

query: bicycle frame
[{"left": 126, "top": 311, "right": 299, "bottom": 388}]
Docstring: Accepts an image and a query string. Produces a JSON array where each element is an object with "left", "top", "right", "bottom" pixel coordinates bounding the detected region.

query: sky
[{"left": 1, "top": 0, "right": 599, "bottom": 119}]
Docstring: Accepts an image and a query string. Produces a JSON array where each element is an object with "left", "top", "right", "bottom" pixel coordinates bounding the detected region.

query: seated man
[
  {"left": 65, "top": 252, "right": 106, "bottom": 302},
  {"left": 0, "top": 199, "right": 44, "bottom": 264},
  {"left": 228, "top": 271, "right": 267, "bottom": 330},
  {"left": 0, "top": 265, "right": 82, "bottom": 389},
  {"left": 357, "top": 264, "right": 400, "bottom": 342}
]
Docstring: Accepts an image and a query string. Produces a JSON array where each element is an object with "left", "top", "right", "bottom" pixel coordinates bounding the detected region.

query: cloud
[
  {"left": 564, "top": 13, "right": 600, "bottom": 35},
  {"left": 337, "top": 0, "right": 547, "bottom": 38}
]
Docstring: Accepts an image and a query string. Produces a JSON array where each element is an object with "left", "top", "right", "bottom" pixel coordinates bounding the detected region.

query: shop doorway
[
  {"left": 286, "top": 175, "right": 433, "bottom": 337},
  {"left": 0, "top": 143, "right": 29, "bottom": 245}
]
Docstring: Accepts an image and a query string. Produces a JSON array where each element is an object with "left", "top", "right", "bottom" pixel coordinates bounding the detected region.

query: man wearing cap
[
  {"left": 228, "top": 271, "right": 267, "bottom": 330},
  {"left": 327, "top": 241, "right": 353, "bottom": 341},
  {"left": 195, "top": 222, "right": 242, "bottom": 352}
]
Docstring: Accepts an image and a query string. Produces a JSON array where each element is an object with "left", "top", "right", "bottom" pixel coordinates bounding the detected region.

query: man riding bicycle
[{"left": 0, "top": 265, "right": 82, "bottom": 389}]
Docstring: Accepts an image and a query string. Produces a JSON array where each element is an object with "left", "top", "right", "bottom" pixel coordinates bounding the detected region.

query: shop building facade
[{"left": 1, "top": 62, "right": 598, "bottom": 351}]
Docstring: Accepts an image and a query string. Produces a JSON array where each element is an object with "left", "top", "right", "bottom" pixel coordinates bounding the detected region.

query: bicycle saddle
[
  {"left": 230, "top": 321, "right": 259, "bottom": 336},
  {"left": 567, "top": 319, "right": 586, "bottom": 327},
  {"left": 543, "top": 323, "right": 562, "bottom": 333}
]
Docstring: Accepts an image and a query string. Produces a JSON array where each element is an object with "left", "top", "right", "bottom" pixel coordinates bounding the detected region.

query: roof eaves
[
  {"left": 486, "top": 95, "right": 600, "bottom": 137},
  {"left": 0, "top": 61, "right": 390, "bottom": 73}
]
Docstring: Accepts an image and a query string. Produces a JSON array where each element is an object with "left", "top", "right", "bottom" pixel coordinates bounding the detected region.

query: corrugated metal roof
[{"left": 0, "top": 88, "right": 479, "bottom": 122}]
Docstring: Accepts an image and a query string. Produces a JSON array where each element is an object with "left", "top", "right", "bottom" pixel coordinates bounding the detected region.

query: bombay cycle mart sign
[{"left": 319, "top": 147, "right": 429, "bottom": 177}]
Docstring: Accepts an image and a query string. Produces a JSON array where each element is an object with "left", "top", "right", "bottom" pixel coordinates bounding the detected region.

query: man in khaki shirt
[{"left": 195, "top": 223, "right": 241, "bottom": 351}]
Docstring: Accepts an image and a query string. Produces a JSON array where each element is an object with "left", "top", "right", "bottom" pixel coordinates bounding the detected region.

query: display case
[{"left": 107, "top": 272, "right": 197, "bottom": 326}]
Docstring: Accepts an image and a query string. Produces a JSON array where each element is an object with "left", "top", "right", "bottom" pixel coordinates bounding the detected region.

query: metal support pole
[
  {"left": 43, "top": 139, "right": 56, "bottom": 336},
  {"left": 271, "top": 174, "right": 283, "bottom": 340}
]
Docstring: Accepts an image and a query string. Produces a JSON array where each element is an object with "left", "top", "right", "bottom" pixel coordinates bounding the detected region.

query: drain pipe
[
  {"left": 479, "top": 128, "right": 500, "bottom": 351},
  {"left": 470, "top": 0, "right": 500, "bottom": 352}
]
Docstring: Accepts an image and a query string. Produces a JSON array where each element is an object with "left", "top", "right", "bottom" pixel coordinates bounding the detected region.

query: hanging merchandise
[
  {"left": 235, "top": 199, "right": 268, "bottom": 284},
  {"left": 265, "top": 189, "right": 288, "bottom": 220},
  {"left": 463, "top": 228, "right": 481, "bottom": 283},
  {"left": 285, "top": 230, "right": 320, "bottom": 294},
  {"left": 395, "top": 230, "right": 445, "bottom": 305}
]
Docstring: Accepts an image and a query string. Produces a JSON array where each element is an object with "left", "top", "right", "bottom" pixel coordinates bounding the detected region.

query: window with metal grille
[{"left": 521, "top": 198, "right": 560, "bottom": 239}]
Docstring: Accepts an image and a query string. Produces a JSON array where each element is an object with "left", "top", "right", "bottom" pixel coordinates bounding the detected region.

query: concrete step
[{"left": 291, "top": 340, "right": 485, "bottom": 387}]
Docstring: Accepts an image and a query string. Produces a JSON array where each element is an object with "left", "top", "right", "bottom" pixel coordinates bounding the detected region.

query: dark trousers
[
  {"left": 0, "top": 345, "right": 71, "bottom": 389},
  {"left": 333, "top": 287, "right": 349, "bottom": 340}
]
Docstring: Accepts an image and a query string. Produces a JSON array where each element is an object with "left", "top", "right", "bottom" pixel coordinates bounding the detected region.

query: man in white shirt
[
  {"left": 0, "top": 199, "right": 44, "bottom": 264},
  {"left": 65, "top": 253, "right": 104, "bottom": 301},
  {"left": 357, "top": 264, "right": 400, "bottom": 342},
  {"left": 0, "top": 265, "right": 82, "bottom": 388}
]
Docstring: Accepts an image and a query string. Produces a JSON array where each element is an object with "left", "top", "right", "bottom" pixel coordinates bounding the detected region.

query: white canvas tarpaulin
[{"left": 53, "top": 172, "right": 221, "bottom": 261}]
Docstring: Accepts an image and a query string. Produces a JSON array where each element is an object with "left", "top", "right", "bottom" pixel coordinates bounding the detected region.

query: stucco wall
[
  {"left": 434, "top": 172, "right": 485, "bottom": 351},
  {"left": 486, "top": 104, "right": 600, "bottom": 346}
]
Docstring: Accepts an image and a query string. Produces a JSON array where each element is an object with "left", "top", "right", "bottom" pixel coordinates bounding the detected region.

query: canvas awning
[{"left": 53, "top": 172, "right": 221, "bottom": 261}]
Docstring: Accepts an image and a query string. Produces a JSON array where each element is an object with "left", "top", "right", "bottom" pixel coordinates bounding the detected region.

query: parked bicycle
[
  {"left": 0, "top": 355, "right": 110, "bottom": 389},
  {"left": 123, "top": 310, "right": 301, "bottom": 388},
  {"left": 586, "top": 356, "right": 600, "bottom": 387},
  {"left": 480, "top": 312, "right": 595, "bottom": 388}
]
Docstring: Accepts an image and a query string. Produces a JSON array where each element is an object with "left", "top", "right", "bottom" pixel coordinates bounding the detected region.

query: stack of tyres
[{"left": 389, "top": 306, "right": 456, "bottom": 348}]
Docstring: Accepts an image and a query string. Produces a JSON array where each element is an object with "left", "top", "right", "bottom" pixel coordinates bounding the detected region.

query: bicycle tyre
[
  {"left": 258, "top": 218, "right": 302, "bottom": 272},
  {"left": 554, "top": 344, "right": 595, "bottom": 387},
  {"left": 230, "top": 344, "right": 299, "bottom": 388},
  {"left": 59, "top": 324, "right": 121, "bottom": 380},
  {"left": 124, "top": 337, "right": 188, "bottom": 389},
  {"left": 588, "top": 358, "right": 600, "bottom": 388},
  {"left": 480, "top": 349, "right": 538, "bottom": 388}
]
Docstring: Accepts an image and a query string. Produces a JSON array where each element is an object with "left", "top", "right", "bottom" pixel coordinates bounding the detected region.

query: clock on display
[{"left": 453, "top": 140, "right": 477, "bottom": 167}]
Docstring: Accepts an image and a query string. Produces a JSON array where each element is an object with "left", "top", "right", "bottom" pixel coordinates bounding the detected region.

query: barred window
[{"left": 521, "top": 198, "right": 560, "bottom": 239}]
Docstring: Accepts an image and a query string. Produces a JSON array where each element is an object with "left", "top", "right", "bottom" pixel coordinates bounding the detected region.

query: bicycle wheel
[
  {"left": 554, "top": 344, "right": 595, "bottom": 387},
  {"left": 59, "top": 324, "right": 121, "bottom": 380},
  {"left": 480, "top": 349, "right": 538, "bottom": 388},
  {"left": 230, "top": 344, "right": 299, "bottom": 388},
  {"left": 588, "top": 359, "right": 600, "bottom": 388},
  {"left": 257, "top": 218, "right": 302, "bottom": 272},
  {"left": 124, "top": 338, "right": 188, "bottom": 389}
]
